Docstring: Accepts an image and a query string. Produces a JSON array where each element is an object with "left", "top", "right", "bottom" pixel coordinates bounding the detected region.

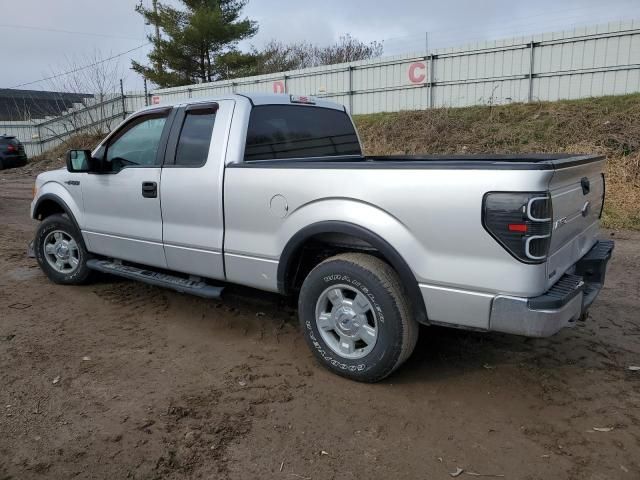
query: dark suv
[{"left": 0, "top": 135, "right": 28, "bottom": 169}]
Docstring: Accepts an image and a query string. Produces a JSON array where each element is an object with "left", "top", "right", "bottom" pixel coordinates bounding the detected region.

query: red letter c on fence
[
  {"left": 408, "top": 62, "right": 426, "bottom": 84},
  {"left": 273, "top": 81, "right": 285, "bottom": 94}
]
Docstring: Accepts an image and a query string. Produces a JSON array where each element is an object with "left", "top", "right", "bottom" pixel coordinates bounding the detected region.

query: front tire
[
  {"left": 34, "top": 214, "right": 94, "bottom": 285},
  {"left": 298, "top": 253, "right": 419, "bottom": 382}
]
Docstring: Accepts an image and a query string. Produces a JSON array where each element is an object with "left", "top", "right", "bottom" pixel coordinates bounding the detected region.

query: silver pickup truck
[{"left": 30, "top": 93, "right": 613, "bottom": 382}]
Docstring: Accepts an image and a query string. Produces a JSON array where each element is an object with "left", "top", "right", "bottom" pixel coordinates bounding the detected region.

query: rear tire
[
  {"left": 34, "top": 214, "right": 94, "bottom": 285},
  {"left": 298, "top": 253, "right": 419, "bottom": 382}
]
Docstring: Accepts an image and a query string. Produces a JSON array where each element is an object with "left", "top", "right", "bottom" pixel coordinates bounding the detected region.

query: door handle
[
  {"left": 142, "top": 181, "right": 158, "bottom": 198},
  {"left": 581, "top": 177, "right": 590, "bottom": 195}
]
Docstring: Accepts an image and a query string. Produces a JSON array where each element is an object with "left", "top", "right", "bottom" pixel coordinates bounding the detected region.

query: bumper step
[
  {"left": 87, "top": 259, "right": 223, "bottom": 299},
  {"left": 575, "top": 239, "right": 614, "bottom": 285},
  {"left": 528, "top": 274, "right": 584, "bottom": 310},
  {"left": 580, "top": 239, "right": 615, "bottom": 261}
]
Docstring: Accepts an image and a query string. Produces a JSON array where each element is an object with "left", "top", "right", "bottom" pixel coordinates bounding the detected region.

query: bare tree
[
  {"left": 317, "top": 34, "right": 384, "bottom": 65},
  {"left": 40, "top": 50, "right": 125, "bottom": 139},
  {"left": 251, "top": 35, "right": 384, "bottom": 75},
  {"left": 250, "top": 40, "right": 315, "bottom": 74}
]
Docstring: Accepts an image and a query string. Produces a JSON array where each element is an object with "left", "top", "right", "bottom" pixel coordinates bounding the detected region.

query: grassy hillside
[{"left": 355, "top": 94, "right": 640, "bottom": 230}]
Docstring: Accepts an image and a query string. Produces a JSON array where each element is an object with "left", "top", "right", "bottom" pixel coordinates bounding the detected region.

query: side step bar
[{"left": 87, "top": 259, "right": 223, "bottom": 299}]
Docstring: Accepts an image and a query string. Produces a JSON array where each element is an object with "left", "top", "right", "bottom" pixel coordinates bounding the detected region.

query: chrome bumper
[{"left": 489, "top": 240, "right": 614, "bottom": 337}]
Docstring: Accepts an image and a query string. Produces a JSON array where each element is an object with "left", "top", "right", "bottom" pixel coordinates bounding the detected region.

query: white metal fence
[
  {"left": 3, "top": 20, "right": 639, "bottom": 157},
  {"left": 154, "top": 20, "right": 640, "bottom": 113}
]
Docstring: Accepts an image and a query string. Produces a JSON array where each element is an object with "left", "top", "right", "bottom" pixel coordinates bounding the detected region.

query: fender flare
[
  {"left": 33, "top": 193, "right": 82, "bottom": 234},
  {"left": 277, "top": 221, "right": 428, "bottom": 325}
]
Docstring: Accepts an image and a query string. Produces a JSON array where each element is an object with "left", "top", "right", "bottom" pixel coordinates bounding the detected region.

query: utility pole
[
  {"left": 152, "top": 0, "right": 160, "bottom": 42},
  {"left": 120, "top": 79, "right": 127, "bottom": 119},
  {"left": 425, "top": 32, "right": 429, "bottom": 54},
  {"left": 152, "top": 0, "right": 162, "bottom": 73}
]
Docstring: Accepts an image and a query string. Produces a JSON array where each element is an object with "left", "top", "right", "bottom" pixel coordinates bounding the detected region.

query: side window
[
  {"left": 174, "top": 108, "right": 216, "bottom": 167},
  {"left": 244, "top": 105, "right": 362, "bottom": 161},
  {"left": 104, "top": 114, "right": 167, "bottom": 172}
]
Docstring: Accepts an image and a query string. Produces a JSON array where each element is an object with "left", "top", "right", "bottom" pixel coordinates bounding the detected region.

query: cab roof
[{"left": 141, "top": 93, "right": 345, "bottom": 113}]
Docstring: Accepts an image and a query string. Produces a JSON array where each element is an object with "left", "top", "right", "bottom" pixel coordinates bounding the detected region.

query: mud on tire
[{"left": 298, "top": 253, "right": 419, "bottom": 382}]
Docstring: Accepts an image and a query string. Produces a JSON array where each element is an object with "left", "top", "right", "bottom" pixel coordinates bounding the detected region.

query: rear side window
[
  {"left": 175, "top": 108, "right": 217, "bottom": 167},
  {"left": 244, "top": 105, "right": 361, "bottom": 161}
]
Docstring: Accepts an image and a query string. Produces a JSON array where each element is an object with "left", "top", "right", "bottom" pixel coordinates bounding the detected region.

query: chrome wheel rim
[
  {"left": 315, "top": 284, "right": 378, "bottom": 359},
  {"left": 43, "top": 230, "right": 80, "bottom": 274}
]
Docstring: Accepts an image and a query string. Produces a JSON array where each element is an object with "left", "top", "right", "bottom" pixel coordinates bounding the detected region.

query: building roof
[{"left": 0, "top": 89, "right": 93, "bottom": 121}]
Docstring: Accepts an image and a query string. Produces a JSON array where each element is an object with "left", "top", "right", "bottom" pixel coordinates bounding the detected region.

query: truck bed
[{"left": 233, "top": 154, "right": 605, "bottom": 170}]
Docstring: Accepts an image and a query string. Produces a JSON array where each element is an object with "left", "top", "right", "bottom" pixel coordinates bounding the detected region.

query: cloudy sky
[{"left": 1, "top": 0, "right": 639, "bottom": 91}]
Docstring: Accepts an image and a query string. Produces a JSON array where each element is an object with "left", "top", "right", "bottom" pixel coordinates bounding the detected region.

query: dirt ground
[{"left": 1, "top": 170, "right": 639, "bottom": 480}]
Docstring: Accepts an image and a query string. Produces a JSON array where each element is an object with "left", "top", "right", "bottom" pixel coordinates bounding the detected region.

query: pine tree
[{"left": 132, "top": 0, "right": 257, "bottom": 88}]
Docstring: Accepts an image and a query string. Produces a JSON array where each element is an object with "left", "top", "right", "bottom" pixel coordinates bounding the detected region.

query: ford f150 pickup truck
[{"left": 30, "top": 93, "right": 614, "bottom": 382}]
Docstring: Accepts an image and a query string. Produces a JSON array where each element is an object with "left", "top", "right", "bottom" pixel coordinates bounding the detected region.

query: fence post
[
  {"left": 37, "top": 123, "right": 44, "bottom": 156},
  {"left": 283, "top": 75, "right": 288, "bottom": 94},
  {"left": 428, "top": 54, "right": 435, "bottom": 108},
  {"left": 120, "top": 79, "right": 126, "bottom": 120},
  {"left": 348, "top": 66, "right": 354, "bottom": 113},
  {"left": 528, "top": 40, "right": 535, "bottom": 102}
]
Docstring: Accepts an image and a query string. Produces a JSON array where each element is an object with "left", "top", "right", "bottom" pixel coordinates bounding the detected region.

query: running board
[{"left": 86, "top": 259, "right": 223, "bottom": 299}]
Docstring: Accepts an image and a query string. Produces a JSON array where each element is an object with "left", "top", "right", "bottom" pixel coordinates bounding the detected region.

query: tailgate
[{"left": 546, "top": 157, "right": 606, "bottom": 287}]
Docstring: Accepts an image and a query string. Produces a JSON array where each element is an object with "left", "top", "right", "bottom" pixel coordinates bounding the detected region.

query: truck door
[
  {"left": 80, "top": 108, "right": 174, "bottom": 268},
  {"left": 159, "top": 100, "right": 233, "bottom": 280}
]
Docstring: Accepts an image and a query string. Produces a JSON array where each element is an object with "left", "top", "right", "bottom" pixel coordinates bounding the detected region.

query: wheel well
[
  {"left": 286, "top": 232, "right": 379, "bottom": 292},
  {"left": 278, "top": 223, "right": 429, "bottom": 325},
  {"left": 34, "top": 198, "right": 66, "bottom": 220}
]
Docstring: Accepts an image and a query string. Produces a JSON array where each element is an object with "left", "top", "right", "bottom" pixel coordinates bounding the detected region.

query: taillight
[
  {"left": 290, "top": 95, "right": 315, "bottom": 105},
  {"left": 483, "top": 192, "right": 553, "bottom": 264},
  {"left": 6, "top": 144, "right": 16, "bottom": 152}
]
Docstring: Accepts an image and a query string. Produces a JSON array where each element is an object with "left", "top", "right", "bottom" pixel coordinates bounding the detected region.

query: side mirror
[{"left": 66, "top": 150, "right": 93, "bottom": 173}]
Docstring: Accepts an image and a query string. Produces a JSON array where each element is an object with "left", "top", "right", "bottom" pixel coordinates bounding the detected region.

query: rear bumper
[
  {"left": 489, "top": 240, "right": 614, "bottom": 337},
  {"left": 0, "top": 154, "right": 28, "bottom": 168}
]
